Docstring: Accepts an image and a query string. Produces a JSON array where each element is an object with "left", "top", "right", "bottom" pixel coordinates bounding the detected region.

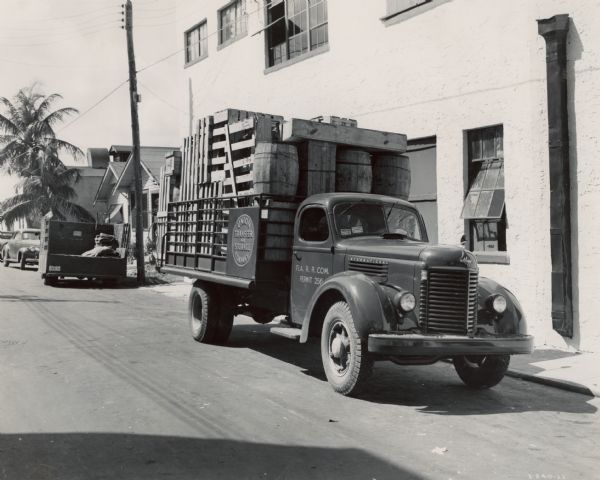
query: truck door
[{"left": 291, "top": 206, "right": 333, "bottom": 325}]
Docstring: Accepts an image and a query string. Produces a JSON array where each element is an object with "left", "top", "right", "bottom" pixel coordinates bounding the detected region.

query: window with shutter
[{"left": 462, "top": 125, "right": 507, "bottom": 254}]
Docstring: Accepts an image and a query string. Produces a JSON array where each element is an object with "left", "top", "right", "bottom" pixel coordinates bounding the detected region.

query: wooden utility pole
[{"left": 124, "top": 0, "right": 145, "bottom": 284}]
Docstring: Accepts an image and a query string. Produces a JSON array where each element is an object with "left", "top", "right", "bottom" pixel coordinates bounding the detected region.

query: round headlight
[
  {"left": 394, "top": 292, "right": 416, "bottom": 312},
  {"left": 492, "top": 294, "right": 507, "bottom": 314}
]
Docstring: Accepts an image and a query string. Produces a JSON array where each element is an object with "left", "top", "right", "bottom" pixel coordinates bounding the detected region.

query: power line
[
  {"left": 0, "top": 2, "right": 121, "bottom": 24},
  {"left": 0, "top": 19, "right": 122, "bottom": 42},
  {"left": 0, "top": 56, "right": 122, "bottom": 70},
  {"left": 57, "top": 79, "right": 129, "bottom": 133},
  {"left": 137, "top": 81, "right": 184, "bottom": 114},
  {"left": 0, "top": 24, "right": 120, "bottom": 48}
]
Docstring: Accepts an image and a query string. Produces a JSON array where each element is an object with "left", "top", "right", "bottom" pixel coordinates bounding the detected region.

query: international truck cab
[{"left": 160, "top": 192, "right": 533, "bottom": 396}]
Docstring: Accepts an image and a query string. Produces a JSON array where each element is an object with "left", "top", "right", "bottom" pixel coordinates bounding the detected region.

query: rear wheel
[
  {"left": 453, "top": 354, "right": 510, "bottom": 389},
  {"left": 321, "top": 301, "right": 373, "bottom": 396},
  {"left": 188, "top": 283, "right": 233, "bottom": 345},
  {"left": 44, "top": 276, "right": 57, "bottom": 286}
]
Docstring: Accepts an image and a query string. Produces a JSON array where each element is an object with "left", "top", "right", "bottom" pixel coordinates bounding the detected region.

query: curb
[{"left": 506, "top": 370, "right": 596, "bottom": 397}]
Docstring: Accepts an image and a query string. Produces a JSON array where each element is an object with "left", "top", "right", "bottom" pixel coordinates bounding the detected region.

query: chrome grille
[{"left": 421, "top": 269, "right": 478, "bottom": 335}]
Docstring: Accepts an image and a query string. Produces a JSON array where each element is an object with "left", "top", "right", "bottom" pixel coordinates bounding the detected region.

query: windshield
[
  {"left": 22, "top": 232, "right": 40, "bottom": 240},
  {"left": 333, "top": 202, "right": 424, "bottom": 241}
]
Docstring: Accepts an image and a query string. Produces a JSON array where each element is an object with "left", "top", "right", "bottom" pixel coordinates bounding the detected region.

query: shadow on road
[
  {"left": 0, "top": 433, "right": 421, "bottom": 480},
  {"left": 228, "top": 323, "right": 598, "bottom": 416}
]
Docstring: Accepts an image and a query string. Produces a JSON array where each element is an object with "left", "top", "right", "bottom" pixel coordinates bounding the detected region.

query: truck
[
  {"left": 158, "top": 191, "right": 533, "bottom": 396},
  {"left": 39, "top": 213, "right": 129, "bottom": 286}
]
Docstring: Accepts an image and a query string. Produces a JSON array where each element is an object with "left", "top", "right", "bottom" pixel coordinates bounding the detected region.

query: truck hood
[
  {"left": 337, "top": 237, "right": 428, "bottom": 262},
  {"left": 337, "top": 237, "right": 477, "bottom": 269}
]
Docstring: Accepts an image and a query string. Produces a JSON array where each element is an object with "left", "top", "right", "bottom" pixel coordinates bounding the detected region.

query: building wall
[{"left": 176, "top": 0, "right": 600, "bottom": 352}]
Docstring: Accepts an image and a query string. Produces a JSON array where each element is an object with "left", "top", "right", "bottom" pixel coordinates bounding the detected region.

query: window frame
[
  {"left": 264, "top": 0, "right": 330, "bottom": 73},
  {"left": 381, "top": 0, "right": 453, "bottom": 26},
  {"left": 184, "top": 19, "right": 208, "bottom": 67},
  {"left": 298, "top": 206, "right": 330, "bottom": 243},
  {"left": 217, "top": 0, "right": 248, "bottom": 50},
  {"left": 463, "top": 124, "right": 509, "bottom": 264}
]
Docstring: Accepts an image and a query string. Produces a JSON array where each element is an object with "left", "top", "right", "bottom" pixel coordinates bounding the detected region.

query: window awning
[{"left": 461, "top": 159, "right": 505, "bottom": 220}]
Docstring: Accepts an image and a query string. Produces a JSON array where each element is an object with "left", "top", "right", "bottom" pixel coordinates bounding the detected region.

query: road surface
[{"left": 1, "top": 264, "right": 599, "bottom": 479}]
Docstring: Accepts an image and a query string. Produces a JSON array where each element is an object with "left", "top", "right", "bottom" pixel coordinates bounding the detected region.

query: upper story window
[
  {"left": 185, "top": 21, "right": 208, "bottom": 66},
  {"left": 266, "top": 0, "right": 329, "bottom": 68},
  {"left": 461, "top": 125, "right": 507, "bottom": 256},
  {"left": 218, "top": 0, "right": 248, "bottom": 47}
]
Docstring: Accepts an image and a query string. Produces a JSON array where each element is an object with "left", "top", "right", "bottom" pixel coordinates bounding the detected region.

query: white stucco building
[{"left": 174, "top": 0, "right": 600, "bottom": 353}]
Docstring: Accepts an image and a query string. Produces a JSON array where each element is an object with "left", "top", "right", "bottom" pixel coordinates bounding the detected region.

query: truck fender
[
  {"left": 299, "top": 271, "right": 395, "bottom": 343},
  {"left": 478, "top": 276, "right": 528, "bottom": 335}
]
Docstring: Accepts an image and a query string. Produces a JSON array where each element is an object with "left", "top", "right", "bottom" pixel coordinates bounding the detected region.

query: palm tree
[
  {"left": 0, "top": 85, "right": 93, "bottom": 225},
  {"left": 0, "top": 149, "right": 95, "bottom": 227}
]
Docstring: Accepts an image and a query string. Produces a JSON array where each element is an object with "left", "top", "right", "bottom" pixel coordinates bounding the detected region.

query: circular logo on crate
[{"left": 232, "top": 214, "right": 255, "bottom": 267}]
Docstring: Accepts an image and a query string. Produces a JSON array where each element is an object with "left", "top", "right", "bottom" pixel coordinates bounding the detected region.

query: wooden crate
[{"left": 297, "top": 140, "right": 336, "bottom": 197}]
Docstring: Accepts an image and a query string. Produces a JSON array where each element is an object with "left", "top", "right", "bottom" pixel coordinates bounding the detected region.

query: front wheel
[
  {"left": 3, "top": 249, "right": 9, "bottom": 267},
  {"left": 321, "top": 301, "right": 373, "bottom": 396},
  {"left": 19, "top": 255, "right": 26, "bottom": 270},
  {"left": 453, "top": 354, "right": 510, "bottom": 389}
]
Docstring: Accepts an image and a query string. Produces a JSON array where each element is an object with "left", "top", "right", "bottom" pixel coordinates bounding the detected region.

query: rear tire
[
  {"left": 188, "top": 282, "right": 233, "bottom": 345},
  {"left": 321, "top": 301, "right": 373, "bottom": 396},
  {"left": 44, "top": 276, "right": 57, "bottom": 286},
  {"left": 453, "top": 354, "right": 510, "bottom": 389}
]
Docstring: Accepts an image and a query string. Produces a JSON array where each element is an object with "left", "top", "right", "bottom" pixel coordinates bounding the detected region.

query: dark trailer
[{"left": 39, "top": 213, "right": 129, "bottom": 286}]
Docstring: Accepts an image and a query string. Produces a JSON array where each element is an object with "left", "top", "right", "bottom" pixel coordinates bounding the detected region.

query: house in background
[{"left": 93, "top": 145, "right": 178, "bottom": 242}]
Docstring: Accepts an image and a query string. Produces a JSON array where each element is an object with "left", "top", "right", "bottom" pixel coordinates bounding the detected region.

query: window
[
  {"left": 266, "top": 0, "right": 329, "bottom": 68},
  {"left": 299, "top": 207, "right": 329, "bottom": 242},
  {"left": 218, "top": 0, "right": 247, "bottom": 46},
  {"left": 185, "top": 21, "right": 207, "bottom": 65},
  {"left": 461, "top": 125, "right": 507, "bottom": 254},
  {"left": 382, "top": 0, "right": 452, "bottom": 24}
]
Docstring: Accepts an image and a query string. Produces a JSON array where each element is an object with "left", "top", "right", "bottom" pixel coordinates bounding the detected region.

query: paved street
[{"left": 1, "top": 265, "right": 599, "bottom": 480}]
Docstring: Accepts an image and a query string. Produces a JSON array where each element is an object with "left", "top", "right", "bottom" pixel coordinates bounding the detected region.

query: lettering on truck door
[{"left": 291, "top": 206, "right": 333, "bottom": 324}]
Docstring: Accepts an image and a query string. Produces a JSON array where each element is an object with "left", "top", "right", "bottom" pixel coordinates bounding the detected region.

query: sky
[{"left": 0, "top": 0, "right": 183, "bottom": 200}]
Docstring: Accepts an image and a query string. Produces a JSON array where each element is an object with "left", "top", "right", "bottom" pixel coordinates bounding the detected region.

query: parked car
[
  {"left": 0, "top": 231, "right": 13, "bottom": 261},
  {"left": 2, "top": 229, "right": 41, "bottom": 269}
]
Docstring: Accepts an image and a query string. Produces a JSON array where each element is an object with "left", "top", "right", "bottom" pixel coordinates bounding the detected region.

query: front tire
[
  {"left": 453, "top": 354, "right": 510, "bottom": 389},
  {"left": 19, "top": 255, "right": 26, "bottom": 270},
  {"left": 188, "top": 283, "right": 233, "bottom": 345},
  {"left": 3, "top": 249, "right": 9, "bottom": 267},
  {"left": 321, "top": 301, "right": 373, "bottom": 396}
]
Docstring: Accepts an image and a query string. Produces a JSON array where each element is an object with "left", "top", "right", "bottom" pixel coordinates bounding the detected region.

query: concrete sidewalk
[
  {"left": 507, "top": 348, "right": 599, "bottom": 397},
  {"left": 145, "top": 281, "right": 599, "bottom": 397}
]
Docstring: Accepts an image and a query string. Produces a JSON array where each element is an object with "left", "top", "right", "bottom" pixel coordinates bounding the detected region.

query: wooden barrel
[
  {"left": 371, "top": 154, "right": 411, "bottom": 199},
  {"left": 253, "top": 142, "right": 299, "bottom": 197},
  {"left": 335, "top": 149, "right": 372, "bottom": 193}
]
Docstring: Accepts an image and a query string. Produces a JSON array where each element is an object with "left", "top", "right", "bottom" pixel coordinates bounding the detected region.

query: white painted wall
[{"left": 175, "top": 0, "right": 600, "bottom": 352}]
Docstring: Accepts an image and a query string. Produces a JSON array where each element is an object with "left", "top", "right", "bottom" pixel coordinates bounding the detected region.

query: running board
[{"left": 270, "top": 327, "right": 302, "bottom": 340}]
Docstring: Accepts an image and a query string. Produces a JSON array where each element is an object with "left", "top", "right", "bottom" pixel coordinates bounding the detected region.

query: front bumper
[{"left": 368, "top": 333, "right": 534, "bottom": 356}]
